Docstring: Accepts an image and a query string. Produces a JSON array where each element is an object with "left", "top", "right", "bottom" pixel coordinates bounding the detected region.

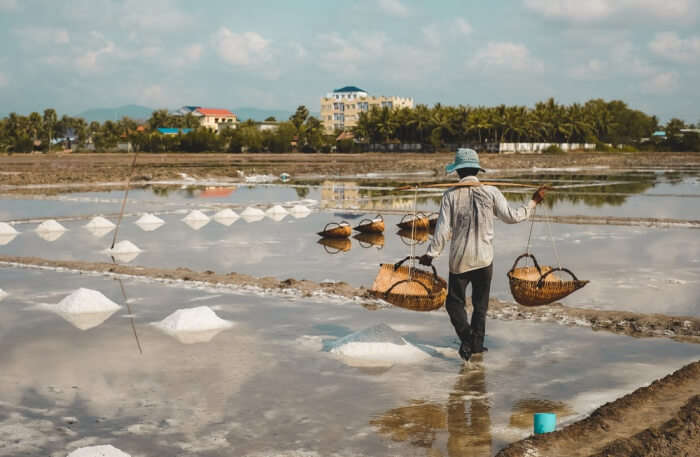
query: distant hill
[{"left": 76, "top": 104, "right": 154, "bottom": 122}]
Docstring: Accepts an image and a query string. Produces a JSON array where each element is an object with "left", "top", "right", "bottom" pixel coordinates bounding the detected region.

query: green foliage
[{"left": 542, "top": 144, "right": 565, "bottom": 154}]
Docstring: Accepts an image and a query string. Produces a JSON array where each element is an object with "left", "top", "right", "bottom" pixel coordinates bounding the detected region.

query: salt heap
[
  {"left": 289, "top": 205, "right": 312, "bottom": 219},
  {"left": 0, "top": 289, "right": 7, "bottom": 302},
  {"left": 0, "top": 222, "right": 19, "bottom": 235},
  {"left": 36, "top": 219, "right": 67, "bottom": 233},
  {"left": 266, "top": 205, "right": 289, "bottom": 216},
  {"left": 104, "top": 240, "right": 142, "bottom": 263},
  {"left": 182, "top": 210, "right": 210, "bottom": 230},
  {"left": 241, "top": 206, "right": 265, "bottom": 223},
  {"left": 213, "top": 208, "right": 239, "bottom": 226},
  {"left": 152, "top": 305, "right": 234, "bottom": 344},
  {"left": 135, "top": 213, "right": 165, "bottom": 231},
  {"left": 67, "top": 445, "right": 131, "bottom": 457},
  {"left": 328, "top": 323, "right": 430, "bottom": 367},
  {"left": 44, "top": 288, "right": 121, "bottom": 331},
  {"left": 85, "top": 216, "right": 115, "bottom": 229}
]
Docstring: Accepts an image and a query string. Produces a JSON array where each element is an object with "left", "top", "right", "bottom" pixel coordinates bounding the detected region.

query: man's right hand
[
  {"left": 532, "top": 186, "right": 548, "bottom": 204},
  {"left": 419, "top": 254, "right": 433, "bottom": 266}
]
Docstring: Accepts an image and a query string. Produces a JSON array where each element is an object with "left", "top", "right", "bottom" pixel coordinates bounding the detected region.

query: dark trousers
[{"left": 445, "top": 263, "right": 493, "bottom": 353}]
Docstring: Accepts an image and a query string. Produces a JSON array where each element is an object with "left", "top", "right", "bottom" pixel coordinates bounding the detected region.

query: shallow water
[{"left": 0, "top": 267, "right": 697, "bottom": 456}]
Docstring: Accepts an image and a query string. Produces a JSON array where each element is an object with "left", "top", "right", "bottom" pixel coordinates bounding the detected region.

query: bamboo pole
[{"left": 111, "top": 152, "right": 139, "bottom": 249}]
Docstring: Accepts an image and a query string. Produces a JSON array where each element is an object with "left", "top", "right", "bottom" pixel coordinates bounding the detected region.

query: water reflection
[
  {"left": 35, "top": 230, "right": 65, "bottom": 242},
  {"left": 0, "top": 233, "right": 18, "bottom": 246},
  {"left": 372, "top": 364, "right": 492, "bottom": 456},
  {"left": 84, "top": 225, "right": 114, "bottom": 239},
  {"left": 354, "top": 232, "right": 385, "bottom": 249},
  {"left": 508, "top": 398, "right": 573, "bottom": 430},
  {"left": 397, "top": 228, "right": 431, "bottom": 245},
  {"left": 318, "top": 237, "right": 352, "bottom": 253}
]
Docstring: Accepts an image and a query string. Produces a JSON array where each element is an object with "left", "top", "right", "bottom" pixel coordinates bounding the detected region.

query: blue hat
[{"left": 445, "top": 148, "right": 485, "bottom": 173}]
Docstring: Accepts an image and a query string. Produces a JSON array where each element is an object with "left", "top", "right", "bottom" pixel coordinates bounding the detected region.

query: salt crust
[
  {"left": 84, "top": 216, "right": 115, "bottom": 229},
  {"left": 182, "top": 210, "right": 210, "bottom": 222},
  {"left": 35, "top": 219, "right": 67, "bottom": 233},
  {"left": 0, "top": 222, "right": 19, "bottom": 235},
  {"left": 53, "top": 288, "right": 121, "bottom": 313},
  {"left": 265, "top": 205, "right": 289, "bottom": 216},
  {"left": 329, "top": 323, "right": 430, "bottom": 366},
  {"left": 213, "top": 209, "right": 239, "bottom": 220},
  {"left": 241, "top": 207, "right": 265, "bottom": 217},
  {"left": 105, "top": 240, "right": 142, "bottom": 254},
  {"left": 152, "top": 306, "right": 233, "bottom": 332},
  {"left": 67, "top": 445, "right": 131, "bottom": 457},
  {"left": 135, "top": 213, "right": 165, "bottom": 225}
]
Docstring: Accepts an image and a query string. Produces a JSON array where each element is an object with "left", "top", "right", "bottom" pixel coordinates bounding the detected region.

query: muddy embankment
[
  {"left": 1, "top": 255, "right": 698, "bottom": 344},
  {"left": 496, "top": 360, "right": 700, "bottom": 457},
  {"left": 1, "top": 151, "right": 700, "bottom": 187}
]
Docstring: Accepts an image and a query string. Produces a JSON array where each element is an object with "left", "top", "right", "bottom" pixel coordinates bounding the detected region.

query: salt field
[{"left": 1, "top": 167, "right": 699, "bottom": 456}]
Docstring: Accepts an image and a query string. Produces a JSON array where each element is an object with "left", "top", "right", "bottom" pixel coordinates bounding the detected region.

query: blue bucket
[{"left": 533, "top": 413, "right": 556, "bottom": 434}]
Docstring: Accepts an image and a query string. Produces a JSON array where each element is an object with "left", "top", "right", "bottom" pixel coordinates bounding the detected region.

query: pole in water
[{"left": 111, "top": 153, "right": 138, "bottom": 249}]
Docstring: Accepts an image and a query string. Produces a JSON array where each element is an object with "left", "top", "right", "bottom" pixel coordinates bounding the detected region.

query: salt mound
[
  {"left": 105, "top": 240, "right": 141, "bottom": 254},
  {"left": 328, "top": 323, "right": 430, "bottom": 367},
  {"left": 84, "top": 216, "right": 115, "bottom": 229},
  {"left": 36, "top": 219, "right": 67, "bottom": 233},
  {"left": 135, "top": 213, "right": 164, "bottom": 225},
  {"left": 266, "top": 205, "right": 289, "bottom": 216},
  {"left": 241, "top": 207, "right": 265, "bottom": 217},
  {"left": 183, "top": 210, "right": 210, "bottom": 222},
  {"left": 0, "top": 289, "right": 7, "bottom": 302},
  {"left": 154, "top": 306, "right": 233, "bottom": 332},
  {"left": 54, "top": 288, "right": 121, "bottom": 314},
  {"left": 214, "top": 208, "right": 239, "bottom": 220},
  {"left": 36, "top": 230, "right": 65, "bottom": 242},
  {"left": 0, "top": 233, "right": 18, "bottom": 246},
  {"left": 67, "top": 445, "right": 131, "bottom": 457},
  {"left": 0, "top": 222, "right": 18, "bottom": 235},
  {"left": 289, "top": 205, "right": 311, "bottom": 219}
]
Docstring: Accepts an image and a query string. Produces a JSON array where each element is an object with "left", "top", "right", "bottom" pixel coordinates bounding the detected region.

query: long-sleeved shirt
[{"left": 426, "top": 176, "right": 536, "bottom": 274}]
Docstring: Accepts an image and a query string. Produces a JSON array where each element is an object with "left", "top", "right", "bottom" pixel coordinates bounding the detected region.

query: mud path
[
  {"left": 496, "top": 360, "right": 700, "bottom": 457},
  {"left": 1, "top": 255, "right": 698, "bottom": 343},
  {"left": 1, "top": 151, "right": 699, "bottom": 187}
]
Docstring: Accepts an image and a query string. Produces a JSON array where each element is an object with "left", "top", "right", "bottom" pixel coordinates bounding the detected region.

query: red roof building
[{"left": 195, "top": 107, "right": 238, "bottom": 131}]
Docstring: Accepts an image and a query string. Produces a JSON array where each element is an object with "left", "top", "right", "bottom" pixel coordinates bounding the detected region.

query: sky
[{"left": 0, "top": 0, "right": 698, "bottom": 122}]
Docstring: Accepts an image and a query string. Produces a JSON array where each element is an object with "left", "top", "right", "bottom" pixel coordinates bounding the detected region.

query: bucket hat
[{"left": 445, "top": 148, "right": 485, "bottom": 173}]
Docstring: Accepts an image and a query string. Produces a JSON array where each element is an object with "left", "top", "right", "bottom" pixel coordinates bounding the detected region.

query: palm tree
[{"left": 43, "top": 108, "right": 57, "bottom": 152}]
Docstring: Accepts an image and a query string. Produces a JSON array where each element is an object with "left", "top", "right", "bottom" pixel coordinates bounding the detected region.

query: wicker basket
[
  {"left": 354, "top": 214, "right": 385, "bottom": 234},
  {"left": 397, "top": 228, "right": 430, "bottom": 245},
  {"left": 317, "top": 221, "right": 352, "bottom": 238},
  {"left": 354, "top": 232, "right": 385, "bottom": 248},
  {"left": 370, "top": 256, "right": 447, "bottom": 311},
  {"left": 397, "top": 213, "right": 431, "bottom": 231},
  {"left": 318, "top": 237, "right": 352, "bottom": 253},
  {"left": 427, "top": 212, "right": 439, "bottom": 229},
  {"left": 507, "top": 253, "right": 589, "bottom": 307}
]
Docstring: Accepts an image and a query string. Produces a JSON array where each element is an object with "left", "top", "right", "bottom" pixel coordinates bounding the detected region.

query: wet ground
[{"left": 0, "top": 165, "right": 699, "bottom": 456}]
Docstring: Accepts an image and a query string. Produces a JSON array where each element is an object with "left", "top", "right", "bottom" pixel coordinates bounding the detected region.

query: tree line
[{"left": 0, "top": 99, "right": 697, "bottom": 153}]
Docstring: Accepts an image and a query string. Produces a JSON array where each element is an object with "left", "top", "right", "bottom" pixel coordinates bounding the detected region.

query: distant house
[
  {"left": 257, "top": 121, "right": 279, "bottom": 132},
  {"left": 652, "top": 131, "right": 667, "bottom": 140},
  {"left": 157, "top": 128, "right": 193, "bottom": 135},
  {"left": 171, "top": 106, "right": 238, "bottom": 132}
]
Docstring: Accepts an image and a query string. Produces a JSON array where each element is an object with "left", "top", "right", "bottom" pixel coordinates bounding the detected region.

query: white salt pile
[
  {"left": 54, "top": 288, "right": 121, "bottom": 314},
  {"left": 328, "top": 323, "right": 430, "bottom": 367},
  {"left": 135, "top": 213, "right": 165, "bottom": 231},
  {"left": 0, "top": 222, "right": 19, "bottom": 235},
  {"left": 0, "top": 289, "right": 7, "bottom": 302},
  {"left": 36, "top": 219, "right": 67, "bottom": 233},
  {"left": 289, "top": 205, "right": 312, "bottom": 219},
  {"left": 241, "top": 206, "right": 265, "bottom": 223},
  {"left": 183, "top": 210, "right": 210, "bottom": 222},
  {"left": 0, "top": 233, "right": 18, "bottom": 246},
  {"left": 36, "top": 230, "right": 65, "bottom": 242},
  {"left": 152, "top": 306, "right": 233, "bottom": 344},
  {"left": 266, "top": 205, "right": 289, "bottom": 216},
  {"left": 104, "top": 240, "right": 142, "bottom": 263},
  {"left": 213, "top": 208, "right": 239, "bottom": 226},
  {"left": 67, "top": 445, "right": 131, "bottom": 457},
  {"left": 84, "top": 216, "right": 115, "bottom": 230}
]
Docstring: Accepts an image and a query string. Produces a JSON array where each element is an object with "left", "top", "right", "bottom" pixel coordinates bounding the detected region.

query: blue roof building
[{"left": 157, "top": 128, "right": 193, "bottom": 135}]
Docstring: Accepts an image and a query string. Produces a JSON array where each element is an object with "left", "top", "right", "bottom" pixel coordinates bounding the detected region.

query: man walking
[{"left": 420, "top": 148, "right": 546, "bottom": 362}]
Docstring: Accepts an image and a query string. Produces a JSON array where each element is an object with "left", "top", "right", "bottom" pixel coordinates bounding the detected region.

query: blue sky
[{"left": 0, "top": 0, "right": 698, "bottom": 122}]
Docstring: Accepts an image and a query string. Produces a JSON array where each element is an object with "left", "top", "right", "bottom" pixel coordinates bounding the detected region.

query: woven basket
[
  {"left": 397, "top": 213, "right": 431, "bottom": 231},
  {"left": 370, "top": 256, "right": 447, "bottom": 311},
  {"left": 354, "top": 214, "right": 385, "bottom": 234},
  {"left": 397, "top": 228, "right": 430, "bottom": 245},
  {"left": 427, "top": 212, "right": 439, "bottom": 229},
  {"left": 354, "top": 232, "right": 385, "bottom": 248},
  {"left": 317, "top": 221, "right": 352, "bottom": 238},
  {"left": 318, "top": 237, "right": 351, "bottom": 253},
  {"left": 507, "top": 253, "right": 589, "bottom": 307}
]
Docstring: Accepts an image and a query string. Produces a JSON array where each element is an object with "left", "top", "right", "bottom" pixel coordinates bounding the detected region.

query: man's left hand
[{"left": 419, "top": 254, "right": 433, "bottom": 266}]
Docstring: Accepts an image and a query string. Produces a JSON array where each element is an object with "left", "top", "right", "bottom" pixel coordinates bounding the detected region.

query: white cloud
[
  {"left": 75, "top": 32, "right": 116, "bottom": 72},
  {"left": 569, "top": 58, "right": 605, "bottom": 79},
  {"left": 649, "top": 32, "right": 700, "bottom": 63},
  {"left": 641, "top": 71, "right": 679, "bottom": 93},
  {"left": 0, "top": 72, "right": 8, "bottom": 87},
  {"left": 141, "top": 84, "right": 170, "bottom": 107},
  {"left": 455, "top": 17, "right": 473, "bottom": 35},
  {"left": 470, "top": 42, "right": 544, "bottom": 73},
  {"left": 184, "top": 44, "right": 202, "bottom": 62},
  {"left": 524, "top": 0, "right": 695, "bottom": 22},
  {"left": 15, "top": 27, "right": 70, "bottom": 46},
  {"left": 0, "top": 0, "right": 17, "bottom": 10},
  {"left": 421, "top": 24, "right": 441, "bottom": 47},
  {"left": 213, "top": 28, "right": 270, "bottom": 66},
  {"left": 378, "top": 0, "right": 409, "bottom": 17},
  {"left": 118, "top": 0, "right": 190, "bottom": 31}
]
